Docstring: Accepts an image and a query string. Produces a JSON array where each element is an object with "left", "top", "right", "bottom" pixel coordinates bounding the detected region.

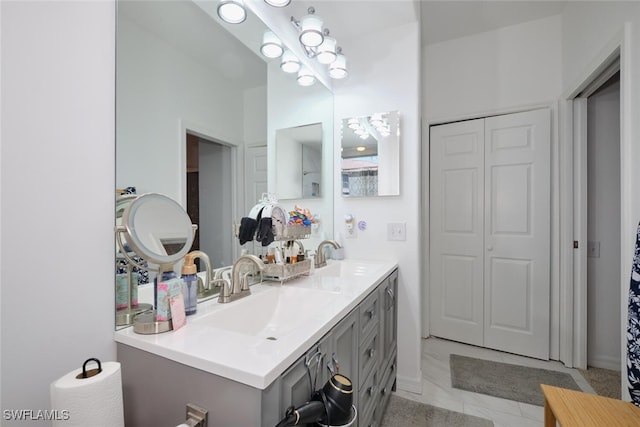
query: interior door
[
  {"left": 483, "top": 109, "right": 550, "bottom": 359},
  {"left": 429, "top": 119, "right": 485, "bottom": 346},
  {"left": 429, "top": 109, "right": 551, "bottom": 360},
  {"left": 244, "top": 144, "right": 268, "bottom": 213}
]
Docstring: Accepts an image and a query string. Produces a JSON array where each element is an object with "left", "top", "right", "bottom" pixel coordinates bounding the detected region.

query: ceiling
[
  {"left": 118, "top": 0, "right": 568, "bottom": 92},
  {"left": 420, "top": 1, "right": 567, "bottom": 45},
  {"left": 295, "top": 1, "right": 567, "bottom": 46}
]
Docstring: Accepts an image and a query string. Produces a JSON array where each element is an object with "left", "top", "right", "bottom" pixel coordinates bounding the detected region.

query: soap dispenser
[{"left": 181, "top": 254, "right": 198, "bottom": 315}]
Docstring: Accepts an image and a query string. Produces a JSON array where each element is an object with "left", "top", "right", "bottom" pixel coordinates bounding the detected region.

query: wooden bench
[{"left": 541, "top": 384, "right": 640, "bottom": 426}]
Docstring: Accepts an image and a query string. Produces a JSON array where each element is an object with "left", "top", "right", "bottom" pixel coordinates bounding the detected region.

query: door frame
[
  {"left": 178, "top": 118, "right": 243, "bottom": 262},
  {"left": 559, "top": 25, "right": 630, "bottom": 393}
]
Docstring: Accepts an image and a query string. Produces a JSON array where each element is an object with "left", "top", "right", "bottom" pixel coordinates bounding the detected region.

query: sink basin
[
  {"left": 314, "top": 260, "right": 380, "bottom": 278},
  {"left": 192, "top": 286, "right": 336, "bottom": 339}
]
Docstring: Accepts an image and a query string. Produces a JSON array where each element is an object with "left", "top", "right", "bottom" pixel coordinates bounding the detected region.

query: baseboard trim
[
  {"left": 396, "top": 371, "right": 423, "bottom": 394},
  {"left": 588, "top": 354, "right": 622, "bottom": 371}
]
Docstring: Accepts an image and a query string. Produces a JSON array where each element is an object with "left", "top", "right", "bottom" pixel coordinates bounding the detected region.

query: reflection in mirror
[
  {"left": 275, "top": 123, "right": 322, "bottom": 199},
  {"left": 341, "top": 111, "right": 400, "bottom": 197},
  {"left": 120, "top": 193, "right": 195, "bottom": 267},
  {"left": 115, "top": 193, "right": 195, "bottom": 329},
  {"left": 116, "top": 0, "right": 335, "bottom": 326}
]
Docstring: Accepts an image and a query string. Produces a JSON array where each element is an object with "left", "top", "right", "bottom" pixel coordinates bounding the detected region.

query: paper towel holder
[{"left": 75, "top": 358, "right": 103, "bottom": 380}]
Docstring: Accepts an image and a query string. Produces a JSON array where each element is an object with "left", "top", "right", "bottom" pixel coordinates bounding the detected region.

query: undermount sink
[
  {"left": 314, "top": 260, "right": 380, "bottom": 278},
  {"left": 192, "top": 285, "right": 337, "bottom": 339}
]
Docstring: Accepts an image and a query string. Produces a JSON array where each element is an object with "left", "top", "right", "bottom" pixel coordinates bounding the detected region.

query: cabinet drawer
[
  {"left": 359, "top": 290, "right": 380, "bottom": 343},
  {"left": 358, "top": 367, "right": 379, "bottom": 422},
  {"left": 358, "top": 328, "right": 380, "bottom": 387},
  {"left": 359, "top": 399, "right": 379, "bottom": 427},
  {"left": 379, "top": 352, "right": 397, "bottom": 413}
]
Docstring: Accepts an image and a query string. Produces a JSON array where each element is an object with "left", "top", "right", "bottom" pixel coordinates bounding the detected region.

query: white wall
[
  {"left": 587, "top": 77, "right": 621, "bottom": 370},
  {"left": 423, "top": 15, "right": 562, "bottom": 121},
  {"left": 333, "top": 20, "right": 423, "bottom": 393},
  {"left": 1, "top": 1, "right": 115, "bottom": 421}
]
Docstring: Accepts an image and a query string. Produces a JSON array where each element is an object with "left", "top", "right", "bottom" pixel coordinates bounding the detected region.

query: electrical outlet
[{"left": 387, "top": 222, "right": 406, "bottom": 241}]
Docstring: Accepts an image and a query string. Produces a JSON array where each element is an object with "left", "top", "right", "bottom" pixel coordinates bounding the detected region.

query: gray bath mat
[
  {"left": 380, "top": 394, "right": 494, "bottom": 427},
  {"left": 450, "top": 354, "right": 581, "bottom": 406}
]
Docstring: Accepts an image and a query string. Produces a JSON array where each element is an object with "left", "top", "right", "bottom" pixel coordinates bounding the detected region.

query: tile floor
[{"left": 393, "top": 337, "right": 596, "bottom": 427}]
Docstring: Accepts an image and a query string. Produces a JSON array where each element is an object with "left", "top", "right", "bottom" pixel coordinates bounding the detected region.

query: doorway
[
  {"left": 573, "top": 70, "right": 623, "bottom": 370},
  {"left": 186, "top": 132, "right": 235, "bottom": 268}
]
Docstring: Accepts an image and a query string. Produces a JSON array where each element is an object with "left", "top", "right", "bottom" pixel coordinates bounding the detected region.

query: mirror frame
[{"left": 120, "top": 193, "right": 195, "bottom": 267}]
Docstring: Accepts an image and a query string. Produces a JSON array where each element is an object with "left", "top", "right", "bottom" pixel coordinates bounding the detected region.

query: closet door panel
[
  {"left": 483, "top": 109, "right": 550, "bottom": 360},
  {"left": 429, "top": 119, "right": 485, "bottom": 345}
]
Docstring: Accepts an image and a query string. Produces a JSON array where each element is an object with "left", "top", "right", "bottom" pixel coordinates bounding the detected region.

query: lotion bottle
[{"left": 181, "top": 254, "right": 198, "bottom": 315}]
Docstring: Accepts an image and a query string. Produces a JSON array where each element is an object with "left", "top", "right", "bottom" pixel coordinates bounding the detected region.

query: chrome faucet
[
  {"left": 219, "top": 254, "right": 265, "bottom": 303},
  {"left": 315, "top": 240, "right": 341, "bottom": 268},
  {"left": 185, "top": 251, "right": 214, "bottom": 299}
]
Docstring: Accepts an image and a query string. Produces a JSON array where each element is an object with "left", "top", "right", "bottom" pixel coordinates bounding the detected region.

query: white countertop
[{"left": 114, "top": 259, "right": 397, "bottom": 390}]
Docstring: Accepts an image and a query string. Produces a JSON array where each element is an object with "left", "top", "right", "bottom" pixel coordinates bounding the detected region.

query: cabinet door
[
  {"left": 280, "top": 339, "right": 329, "bottom": 426},
  {"left": 380, "top": 270, "right": 398, "bottom": 367},
  {"left": 326, "top": 310, "right": 359, "bottom": 406}
]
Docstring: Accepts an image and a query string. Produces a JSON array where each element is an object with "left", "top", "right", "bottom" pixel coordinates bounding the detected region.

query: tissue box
[{"left": 156, "top": 278, "right": 184, "bottom": 321}]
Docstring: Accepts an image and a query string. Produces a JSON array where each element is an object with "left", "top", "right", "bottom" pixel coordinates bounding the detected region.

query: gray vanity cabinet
[
  {"left": 359, "top": 269, "right": 398, "bottom": 427},
  {"left": 117, "top": 268, "right": 397, "bottom": 427}
]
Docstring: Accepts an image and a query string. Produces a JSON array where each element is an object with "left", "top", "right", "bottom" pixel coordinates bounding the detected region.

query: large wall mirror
[
  {"left": 116, "top": 0, "right": 334, "bottom": 325},
  {"left": 340, "top": 111, "right": 400, "bottom": 197}
]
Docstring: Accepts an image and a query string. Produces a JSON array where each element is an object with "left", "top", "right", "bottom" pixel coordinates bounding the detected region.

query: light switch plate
[{"left": 387, "top": 223, "right": 406, "bottom": 241}]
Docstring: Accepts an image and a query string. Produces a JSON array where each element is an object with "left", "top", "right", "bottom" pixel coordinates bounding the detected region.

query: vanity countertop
[{"left": 114, "top": 259, "right": 397, "bottom": 389}]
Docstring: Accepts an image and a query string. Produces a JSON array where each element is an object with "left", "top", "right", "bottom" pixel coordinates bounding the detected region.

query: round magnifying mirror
[{"left": 121, "top": 193, "right": 195, "bottom": 268}]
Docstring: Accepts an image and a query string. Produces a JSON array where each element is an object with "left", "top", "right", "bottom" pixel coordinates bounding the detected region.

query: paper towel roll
[{"left": 50, "top": 360, "right": 124, "bottom": 427}]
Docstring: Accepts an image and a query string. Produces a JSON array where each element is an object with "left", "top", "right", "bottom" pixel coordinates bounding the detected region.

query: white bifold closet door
[{"left": 429, "top": 109, "right": 550, "bottom": 360}]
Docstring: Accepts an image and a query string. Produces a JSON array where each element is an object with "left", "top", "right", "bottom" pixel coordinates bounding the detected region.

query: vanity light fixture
[
  {"left": 280, "top": 49, "right": 301, "bottom": 73},
  {"left": 217, "top": 0, "right": 246, "bottom": 24},
  {"left": 290, "top": 6, "right": 349, "bottom": 81},
  {"left": 260, "top": 30, "right": 283, "bottom": 59},
  {"left": 369, "top": 113, "right": 384, "bottom": 128},
  {"left": 316, "top": 31, "right": 337, "bottom": 64},
  {"left": 359, "top": 133, "right": 370, "bottom": 140},
  {"left": 347, "top": 118, "right": 360, "bottom": 130},
  {"left": 329, "top": 48, "right": 348, "bottom": 79},
  {"left": 297, "top": 66, "right": 316, "bottom": 86},
  {"left": 298, "top": 7, "right": 324, "bottom": 48},
  {"left": 354, "top": 128, "right": 367, "bottom": 136},
  {"left": 264, "top": 0, "right": 291, "bottom": 6}
]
